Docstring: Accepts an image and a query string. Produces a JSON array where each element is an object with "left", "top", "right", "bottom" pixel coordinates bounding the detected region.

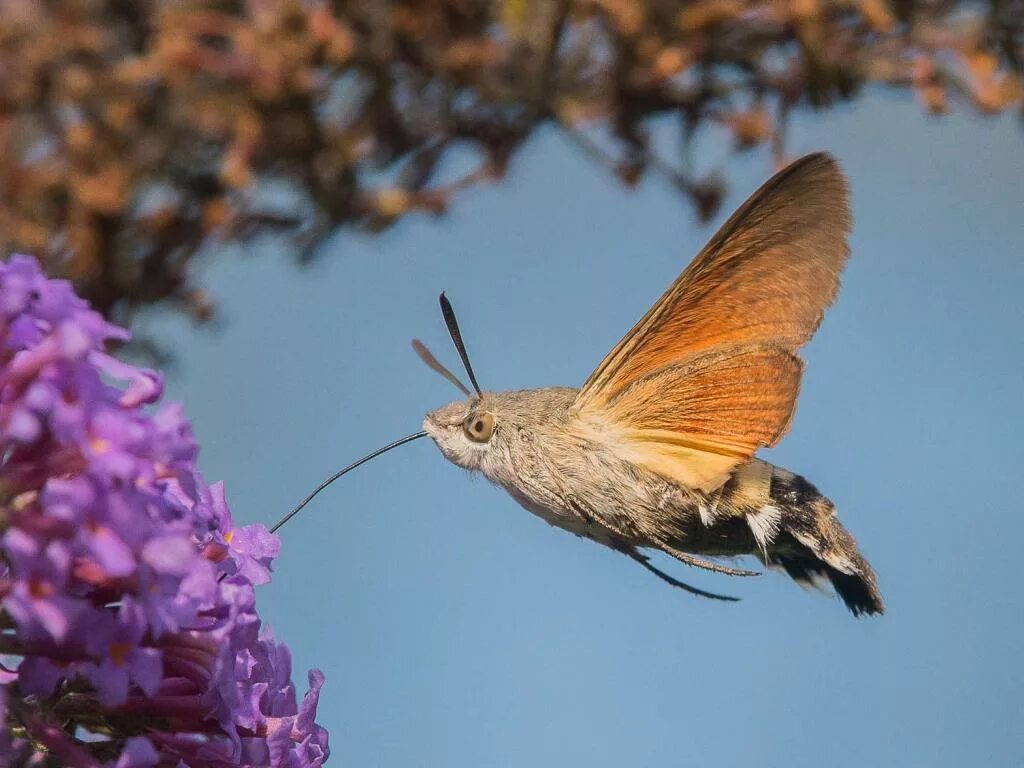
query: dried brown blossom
[{"left": 0, "top": 0, "right": 1020, "bottom": 326}]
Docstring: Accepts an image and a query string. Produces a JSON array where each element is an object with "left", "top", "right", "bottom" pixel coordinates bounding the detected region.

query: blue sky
[{"left": 145, "top": 92, "right": 1023, "bottom": 767}]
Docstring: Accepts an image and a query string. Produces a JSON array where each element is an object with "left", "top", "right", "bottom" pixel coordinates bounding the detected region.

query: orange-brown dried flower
[{"left": 0, "top": 0, "right": 1017, "bottom": 332}]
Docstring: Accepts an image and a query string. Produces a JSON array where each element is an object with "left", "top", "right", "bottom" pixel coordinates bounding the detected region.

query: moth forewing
[{"left": 575, "top": 152, "right": 848, "bottom": 412}]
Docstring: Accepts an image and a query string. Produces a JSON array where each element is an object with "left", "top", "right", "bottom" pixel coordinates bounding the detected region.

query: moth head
[{"left": 422, "top": 396, "right": 500, "bottom": 471}]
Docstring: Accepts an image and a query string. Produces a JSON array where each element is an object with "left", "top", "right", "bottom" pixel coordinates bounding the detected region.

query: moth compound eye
[{"left": 463, "top": 412, "right": 495, "bottom": 443}]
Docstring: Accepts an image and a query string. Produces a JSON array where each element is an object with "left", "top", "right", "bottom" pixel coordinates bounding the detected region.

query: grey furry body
[
  {"left": 428, "top": 388, "right": 752, "bottom": 560},
  {"left": 424, "top": 386, "right": 882, "bottom": 614}
]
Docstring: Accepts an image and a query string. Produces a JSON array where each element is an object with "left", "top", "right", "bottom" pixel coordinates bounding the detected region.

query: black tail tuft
[
  {"left": 772, "top": 535, "right": 883, "bottom": 616},
  {"left": 767, "top": 471, "right": 884, "bottom": 617}
]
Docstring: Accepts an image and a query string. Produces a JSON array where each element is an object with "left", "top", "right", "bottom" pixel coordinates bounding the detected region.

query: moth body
[{"left": 423, "top": 388, "right": 881, "bottom": 615}]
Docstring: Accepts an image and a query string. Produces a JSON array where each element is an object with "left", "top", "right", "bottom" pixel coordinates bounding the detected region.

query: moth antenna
[
  {"left": 411, "top": 339, "right": 471, "bottom": 397},
  {"left": 439, "top": 292, "right": 482, "bottom": 396},
  {"left": 269, "top": 431, "right": 428, "bottom": 534}
]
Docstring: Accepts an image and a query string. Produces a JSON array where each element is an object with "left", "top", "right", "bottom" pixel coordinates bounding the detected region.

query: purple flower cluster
[{"left": 0, "top": 256, "right": 328, "bottom": 766}]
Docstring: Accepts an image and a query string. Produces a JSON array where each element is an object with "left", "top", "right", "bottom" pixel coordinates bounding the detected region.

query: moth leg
[
  {"left": 564, "top": 493, "right": 599, "bottom": 525},
  {"left": 627, "top": 551, "right": 739, "bottom": 602},
  {"left": 660, "top": 544, "right": 762, "bottom": 578}
]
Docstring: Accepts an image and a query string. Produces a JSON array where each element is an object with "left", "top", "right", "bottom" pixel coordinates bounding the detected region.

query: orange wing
[{"left": 573, "top": 153, "right": 850, "bottom": 490}]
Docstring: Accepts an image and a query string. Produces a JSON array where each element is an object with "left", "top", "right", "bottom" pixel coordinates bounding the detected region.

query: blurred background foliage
[{"left": 0, "top": 0, "right": 1020, "bottom": 331}]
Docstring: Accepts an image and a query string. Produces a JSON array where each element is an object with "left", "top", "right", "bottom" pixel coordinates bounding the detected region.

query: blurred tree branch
[{"left": 0, "top": 0, "right": 1021, "bottom": 327}]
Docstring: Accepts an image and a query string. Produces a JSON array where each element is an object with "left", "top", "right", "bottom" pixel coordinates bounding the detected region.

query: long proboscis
[{"left": 269, "top": 431, "right": 428, "bottom": 534}]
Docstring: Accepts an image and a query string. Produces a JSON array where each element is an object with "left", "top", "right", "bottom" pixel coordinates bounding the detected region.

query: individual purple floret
[{"left": 0, "top": 255, "right": 329, "bottom": 766}]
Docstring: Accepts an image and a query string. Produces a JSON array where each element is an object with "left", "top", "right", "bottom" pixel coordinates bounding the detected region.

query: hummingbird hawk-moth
[{"left": 279, "top": 152, "right": 883, "bottom": 616}]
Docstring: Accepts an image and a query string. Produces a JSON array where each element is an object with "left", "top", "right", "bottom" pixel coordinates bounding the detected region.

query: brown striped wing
[{"left": 573, "top": 153, "right": 850, "bottom": 490}]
